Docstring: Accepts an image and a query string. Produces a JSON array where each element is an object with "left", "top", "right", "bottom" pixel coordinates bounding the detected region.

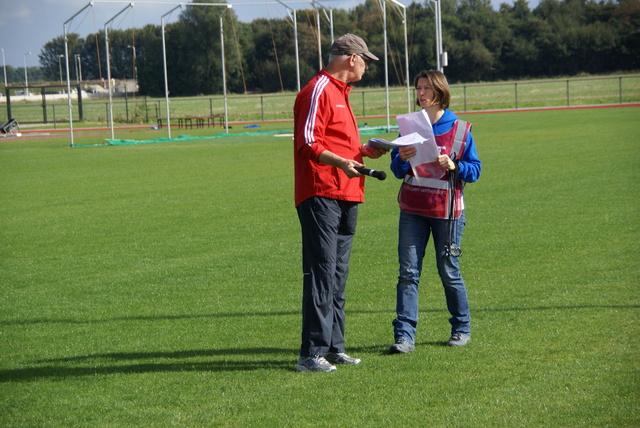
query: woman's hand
[
  {"left": 437, "top": 154, "right": 456, "bottom": 170},
  {"left": 398, "top": 145, "right": 417, "bottom": 162}
]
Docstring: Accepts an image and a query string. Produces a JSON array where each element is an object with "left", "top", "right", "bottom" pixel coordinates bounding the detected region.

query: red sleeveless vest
[{"left": 398, "top": 120, "right": 470, "bottom": 219}]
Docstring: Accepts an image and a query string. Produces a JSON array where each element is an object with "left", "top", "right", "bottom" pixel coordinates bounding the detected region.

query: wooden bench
[{"left": 156, "top": 115, "right": 225, "bottom": 129}]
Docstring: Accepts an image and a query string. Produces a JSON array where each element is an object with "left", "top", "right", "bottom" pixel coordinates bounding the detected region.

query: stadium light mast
[{"left": 161, "top": 3, "right": 232, "bottom": 139}]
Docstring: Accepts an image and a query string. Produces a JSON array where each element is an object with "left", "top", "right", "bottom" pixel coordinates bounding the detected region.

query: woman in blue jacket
[{"left": 389, "top": 70, "right": 481, "bottom": 354}]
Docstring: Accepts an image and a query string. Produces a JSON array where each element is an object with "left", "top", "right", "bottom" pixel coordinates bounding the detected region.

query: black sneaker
[{"left": 389, "top": 338, "right": 415, "bottom": 354}]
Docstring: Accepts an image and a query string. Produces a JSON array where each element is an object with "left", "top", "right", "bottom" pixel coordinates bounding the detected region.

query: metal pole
[
  {"left": 313, "top": 0, "right": 334, "bottom": 43},
  {"left": 379, "top": 0, "right": 390, "bottom": 130},
  {"left": 23, "top": 52, "right": 31, "bottom": 97},
  {"left": 58, "top": 55, "right": 64, "bottom": 85},
  {"left": 328, "top": 9, "right": 334, "bottom": 43},
  {"left": 220, "top": 14, "right": 229, "bottom": 133},
  {"left": 388, "top": 0, "right": 411, "bottom": 113},
  {"left": 63, "top": 23, "right": 74, "bottom": 147},
  {"left": 312, "top": 0, "right": 335, "bottom": 66},
  {"left": 293, "top": 10, "right": 300, "bottom": 92},
  {"left": 1, "top": 48, "right": 6, "bottom": 87},
  {"left": 105, "top": 3, "right": 134, "bottom": 141},
  {"left": 77, "top": 54, "right": 83, "bottom": 84},
  {"left": 63, "top": 1, "right": 94, "bottom": 148},
  {"left": 161, "top": 3, "right": 231, "bottom": 138},
  {"left": 316, "top": 9, "right": 322, "bottom": 70},
  {"left": 63, "top": 1, "right": 157, "bottom": 147},
  {"left": 436, "top": 0, "right": 443, "bottom": 72},
  {"left": 275, "top": 0, "right": 300, "bottom": 92},
  {"left": 127, "top": 44, "right": 137, "bottom": 90},
  {"left": 161, "top": 6, "right": 180, "bottom": 139},
  {"left": 619, "top": 76, "right": 622, "bottom": 104},
  {"left": 402, "top": 4, "right": 410, "bottom": 111},
  {"left": 74, "top": 54, "right": 80, "bottom": 85}
]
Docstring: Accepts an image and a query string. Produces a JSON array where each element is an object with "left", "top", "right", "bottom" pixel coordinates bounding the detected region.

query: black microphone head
[{"left": 374, "top": 170, "right": 387, "bottom": 180}]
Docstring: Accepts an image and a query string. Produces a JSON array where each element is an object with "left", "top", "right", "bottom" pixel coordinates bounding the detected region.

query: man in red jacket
[{"left": 293, "top": 33, "right": 386, "bottom": 372}]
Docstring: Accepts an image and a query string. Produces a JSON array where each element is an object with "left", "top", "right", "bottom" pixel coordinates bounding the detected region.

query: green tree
[{"left": 39, "top": 34, "right": 82, "bottom": 85}]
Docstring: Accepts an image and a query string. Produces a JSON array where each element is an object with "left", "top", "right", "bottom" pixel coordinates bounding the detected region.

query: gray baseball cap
[{"left": 330, "top": 33, "right": 379, "bottom": 62}]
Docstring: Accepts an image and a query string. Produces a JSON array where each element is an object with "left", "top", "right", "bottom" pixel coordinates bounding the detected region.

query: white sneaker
[
  {"left": 295, "top": 356, "right": 337, "bottom": 372},
  {"left": 326, "top": 352, "right": 361, "bottom": 365},
  {"left": 446, "top": 333, "right": 471, "bottom": 346}
]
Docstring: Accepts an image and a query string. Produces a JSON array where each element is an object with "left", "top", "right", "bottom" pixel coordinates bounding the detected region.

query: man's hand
[
  {"left": 318, "top": 150, "right": 364, "bottom": 178},
  {"left": 361, "top": 142, "right": 388, "bottom": 159},
  {"left": 341, "top": 159, "right": 366, "bottom": 178}
]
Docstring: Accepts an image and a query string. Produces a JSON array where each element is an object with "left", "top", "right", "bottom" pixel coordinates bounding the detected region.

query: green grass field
[{"left": 1, "top": 107, "right": 638, "bottom": 426}]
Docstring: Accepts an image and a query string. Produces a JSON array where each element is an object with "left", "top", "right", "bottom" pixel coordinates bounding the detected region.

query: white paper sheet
[
  {"left": 396, "top": 110, "right": 441, "bottom": 177},
  {"left": 368, "top": 132, "right": 424, "bottom": 150}
]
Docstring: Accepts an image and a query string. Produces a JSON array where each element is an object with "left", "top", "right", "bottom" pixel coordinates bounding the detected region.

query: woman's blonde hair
[{"left": 413, "top": 70, "right": 450, "bottom": 110}]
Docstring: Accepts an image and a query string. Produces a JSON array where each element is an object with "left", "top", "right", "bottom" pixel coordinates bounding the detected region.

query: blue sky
[{"left": 0, "top": 0, "right": 538, "bottom": 68}]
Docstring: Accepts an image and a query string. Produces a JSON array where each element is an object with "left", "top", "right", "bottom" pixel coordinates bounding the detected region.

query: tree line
[{"left": 9, "top": 0, "right": 640, "bottom": 96}]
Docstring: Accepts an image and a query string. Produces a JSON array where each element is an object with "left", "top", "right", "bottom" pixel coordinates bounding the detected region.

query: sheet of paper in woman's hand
[
  {"left": 396, "top": 110, "right": 441, "bottom": 176},
  {"left": 368, "top": 132, "right": 425, "bottom": 150}
]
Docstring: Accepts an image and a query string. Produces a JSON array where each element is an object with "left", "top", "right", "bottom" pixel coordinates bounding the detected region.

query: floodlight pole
[
  {"left": 275, "top": 0, "right": 300, "bottom": 92},
  {"left": 105, "top": 3, "right": 134, "bottom": 141},
  {"left": 387, "top": 0, "right": 411, "bottom": 113}
]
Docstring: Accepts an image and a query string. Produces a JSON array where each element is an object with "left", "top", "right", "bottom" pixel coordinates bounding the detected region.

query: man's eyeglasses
[{"left": 357, "top": 54, "right": 373, "bottom": 64}]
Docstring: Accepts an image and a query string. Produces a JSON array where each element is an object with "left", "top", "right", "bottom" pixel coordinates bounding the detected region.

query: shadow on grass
[
  {"left": 349, "top": 341, "right": 448, "bottom": 356},
  {"left": 0, "top": 360, "right": 295, "bottom": 382},
  {"left": 3, "top": 304, "right": 637, "bottom": 327},
  {"left": 0, "top": 311, "right": 301, "bottom": 327},
  {"left": 1, "top": 347, "right": 296, "bottom": 382}
]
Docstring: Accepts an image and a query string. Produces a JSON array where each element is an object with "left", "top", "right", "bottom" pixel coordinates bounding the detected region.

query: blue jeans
[{"left": 393, "top": 210, "right": 470, "bottom": 344}]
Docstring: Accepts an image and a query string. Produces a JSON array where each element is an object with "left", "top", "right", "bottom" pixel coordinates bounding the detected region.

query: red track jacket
[{"left": 293, "top": 70, "right": 365, "bottom": 207}]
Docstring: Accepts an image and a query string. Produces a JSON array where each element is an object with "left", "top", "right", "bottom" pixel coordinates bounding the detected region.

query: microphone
[{"left": 354, "top": 167, "right": 387, "bottom": 180}]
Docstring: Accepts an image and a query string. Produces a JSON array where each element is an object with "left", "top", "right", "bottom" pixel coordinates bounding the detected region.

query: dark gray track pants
[{"left": 296, "top": 196, "right": 358, "bottom": 357}]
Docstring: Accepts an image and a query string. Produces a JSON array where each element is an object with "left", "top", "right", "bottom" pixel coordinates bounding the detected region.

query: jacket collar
[{"left": 319, "top": 69, "right": 353, "bottom": 95}]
